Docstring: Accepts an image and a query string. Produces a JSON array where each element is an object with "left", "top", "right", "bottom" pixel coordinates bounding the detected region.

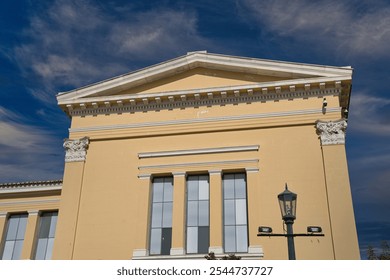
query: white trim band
[
  {"left": 70, "top": 107, "right": 341, "bottom": 133},
  {"left": 139, "top": 145, "right": 259, "bottom": 159},
  {"left": 138, "top": 159, "right": 258, "bottom": 170},
  {"left": 0, "top": 186, "right": 62, "bottom": 194}
]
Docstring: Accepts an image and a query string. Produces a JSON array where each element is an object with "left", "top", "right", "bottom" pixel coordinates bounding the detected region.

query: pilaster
[
  {"left": 132, "top": 175, "right": 152, "bottom": 258},
  {"left": 52, "top": 137, "right": 89, "bottom": 260},
  {"left": 170, "top": 172, "right": 186, "bottom": 255},
  {"left": 21, "top": 210, "right": 39, "bottom": 259},
  {"left": 316, "top": 120, "right": 360, "bottom": 259},
  {"left": 245, "top": 168, "right": 261, "bottom": 251},
  {"left": 208, "top": 170, "right": 223, "bottom": 254}
]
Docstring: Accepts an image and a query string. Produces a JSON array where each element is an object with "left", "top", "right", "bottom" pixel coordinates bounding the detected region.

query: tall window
[
  {"left": 150, "top": 177, "right": 173, "bottom": 255},
  {"left": 34, "top": 212, "right": 58, "bottom": 260},
  {"left": 1, "top": 213, "right": 28, "bottom": 260},
  {"left": 223, "top": 173, "right": 248, "bottom": 253},
  {"left": 186, "top": 175, "right": 209, "bottom": 254}
]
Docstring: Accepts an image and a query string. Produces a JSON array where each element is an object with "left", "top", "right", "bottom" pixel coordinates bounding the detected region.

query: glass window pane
[
  {"left": 235, "top": 174, "right": 246, "bottom": 199},
  {"left": 224, "top": 226, "right": 236, "bottom": 253},
  {"left": 198, "top": 226, "right": 209, "bottom": 254},
  {"left": 235, "top": 199, "right": 247, "bottom": 225},
  {"left": 187, "top": 177, "right": 198, "bottom": 201},
  {"left": 12, "top": 240, "right": 23, "bottom": 260},
  {"left": 150, "top": 228, "right": 161, "bottom": 255},
  {"left": 163, "top": 179, "right": 173, "bottom": 202},
  {"left": 236, "top": 226, "right": 248, "bottom": 252},
  {"left": 161, "top": 228, "right": 172, "bottom": 255},
  {"left": 186, "top": 227, "right": 198, "bottom": 254},
  {"left": 45, "top": 238, "right": 55, "bottom": 260},
  {"left": 151, "top": 203, "right": 163, "bottom": 228},
  {"left": 162, "top": 202, "right": 173, "bottom": 228},
  {"left": 223, "top": 175, "right": 235, "bottom": 199},
  {"left": 1, "top": 241, "right": 15, "bottom": 260},
  {"left": 198, "top": 201, "right": 209, "bottom": 226},
  {"left": 187, "top": 201, "right": 198, "bottom": 226},
  {"left": 16, "top": 215, "right": 27, "bottom": 240},
  {"left": 6, "top": 217, "right": 19, "bottom": 240},
  {"left": 153, "top": 179, "right": 164, "bottom": 202},
  {"left": 49, "top": 213, "right": 58, "bottom": 238},
  {"left": 35, "top": 238, "right": 48, "bottom": 260},
  {"left": 39, "top": 215, "right": 51, "bottom": 238},
  {"left": 198, "top": 176, "right": 209, "bottom": 200},
  {"left": 224, "top": 200, "right": 235, "bottom": 225}
]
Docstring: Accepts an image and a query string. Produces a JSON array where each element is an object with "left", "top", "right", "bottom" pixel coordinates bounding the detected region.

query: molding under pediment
[
  {"left": 69, "top": 107, "right": 341, "bottom": 134},
  {"left": 57, "top": 52, "right": 352, "bottom": 117},
  {"left": 62, "top": 82, "right": 345, "bottom": 117}
]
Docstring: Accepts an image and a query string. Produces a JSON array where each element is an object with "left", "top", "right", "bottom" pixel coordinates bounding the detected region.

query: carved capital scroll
[
  {"left": 316, "top": 119, "right": 347, "bottom": 146},
  {"left": 63, "top": 137, "right": 89, "bottom": 162}
]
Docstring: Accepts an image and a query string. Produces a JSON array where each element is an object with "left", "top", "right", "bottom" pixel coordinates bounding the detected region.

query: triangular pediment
[
  {"left": 57, "top": 51, "right": 353, "bottom": 115},
  {"left": 114, "top": 67, "right": 298, "bottom": 96}
]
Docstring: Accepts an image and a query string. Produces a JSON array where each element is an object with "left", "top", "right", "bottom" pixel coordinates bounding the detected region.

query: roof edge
[{"left": 57, "top": 52, "right": 353, "bottom": 102}]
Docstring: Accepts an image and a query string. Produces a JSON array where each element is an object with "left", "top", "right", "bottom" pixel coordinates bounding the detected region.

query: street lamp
[
  {"left": 278, "top": 184, "right": 297, "bottom": 260},
  {"left": 257, "top": 183, "right": 324, "bottom": 260}
]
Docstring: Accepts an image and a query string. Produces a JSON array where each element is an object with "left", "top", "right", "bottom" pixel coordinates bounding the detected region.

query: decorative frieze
[
  {"left": 316, "top": 119, "right": 347, "bottom": 145},
  {"left": 63, "top": 137, "right": 90, "bottom": 162},
  {"left": 66, "top": 87, "right": 342, "bottom": 117}
]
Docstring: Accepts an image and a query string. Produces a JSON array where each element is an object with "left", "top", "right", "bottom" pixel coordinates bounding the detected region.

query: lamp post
[
  {"left": 278, "top": 184, "right": 297, "bottom": 260},
  {"left": 257, "top": 183, "right": 324, "bottom": 260}
]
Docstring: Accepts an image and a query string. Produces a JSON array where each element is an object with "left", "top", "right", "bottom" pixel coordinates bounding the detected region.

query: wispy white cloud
[
  {"left": 12, "top": 0, "right": 211, "bottom": 104},
  {"left": 241, "top": 0, "right": 390, "bottom": 57},
  {"left": 348, "top": 92, "right": 390, "bottom": 136},
  {"left": 0, "top": 106, "right": 64, "bottom": 182}
]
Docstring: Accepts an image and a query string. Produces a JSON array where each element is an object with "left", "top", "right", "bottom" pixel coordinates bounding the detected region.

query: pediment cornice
[
  {"left": 57, "top": 52, "right": 352, "bottom": 117},
  {"left": 61, "top": 78, "right": 349, "bottom": 117}
]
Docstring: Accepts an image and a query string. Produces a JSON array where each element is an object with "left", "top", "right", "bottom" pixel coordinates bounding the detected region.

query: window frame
[
  {"left": 0, "top": 213, "right": 28, "bottom": 260},
  {"left": 222, "top": 172, "right": 249, "bottom": 253},
  {"left": 149, "top": 176, "right": 174, "bottom": 256},
  {"left": 33, "top": 211, "right": 58, "bottom": 260},
  {"left": 186, "top": 174, "right": 210, "bottom": 254}
]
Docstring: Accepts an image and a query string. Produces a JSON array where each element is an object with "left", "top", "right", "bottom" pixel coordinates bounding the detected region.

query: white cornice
[
  {"left": 57, "top": 52, "right": 352, "bottom": 102},
  {"left": 70, "top": 107, "right": 341, "bottom": 133},
  {"left": 138, "top": 145, "right": 259, "bottom": 159},
  {"left": 0, "top": 186, "right": 62, "bottom": 194},
  {"left": 63, "top": 85, "right": 345, "bottom": 117},
  {"left": 0, "top": 180, "right": 62, "bottom": 194}
]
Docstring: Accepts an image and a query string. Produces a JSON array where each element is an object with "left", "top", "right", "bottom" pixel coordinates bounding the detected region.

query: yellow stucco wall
[
  {"left": 0, "top": 61, "right": 359, "bottom": 260},
  {"left": 53, "top": 66, "right": 359, "bottom": 260}
]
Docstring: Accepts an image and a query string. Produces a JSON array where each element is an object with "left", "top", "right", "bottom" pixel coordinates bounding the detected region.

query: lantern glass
[{"left": 278, "top": 185, "right": 297, "bottom": 220}]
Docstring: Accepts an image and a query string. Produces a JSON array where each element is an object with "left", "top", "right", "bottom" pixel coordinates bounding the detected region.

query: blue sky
[{"left": 1, "top": 0, "right": 389, "bottom": 258}]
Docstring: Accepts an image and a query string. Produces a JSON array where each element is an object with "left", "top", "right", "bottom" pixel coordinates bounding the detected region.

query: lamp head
[{"left": 278, "top": 183, "right": 297, "bottom": 221}]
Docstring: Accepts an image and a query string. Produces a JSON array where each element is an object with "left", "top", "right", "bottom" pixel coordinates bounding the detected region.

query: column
[
  {"left": 208, "top": 170, "right": 223, "bottom": 254},
  {"left": 316, "top": 120, "right": 360, "bottom": 259},
  {"left": 132, "top": 175, "right": 152, "bottom": 258},
  {"left": 170, "top": 172, "right": 186, "bottom": 255},
  {"left": 52, "top": 137, "right": 89, "bottom": 260},
  {"left": 21, "top": 210, "right": 39, "bottom": 259},
  {"left": 245, "top": 168, "right": 264, "bottom": 256}
]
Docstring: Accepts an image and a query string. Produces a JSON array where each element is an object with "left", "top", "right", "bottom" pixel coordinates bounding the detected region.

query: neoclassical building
[{"left": 0, "top": 52, "right": 360, "bottom": 259}]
